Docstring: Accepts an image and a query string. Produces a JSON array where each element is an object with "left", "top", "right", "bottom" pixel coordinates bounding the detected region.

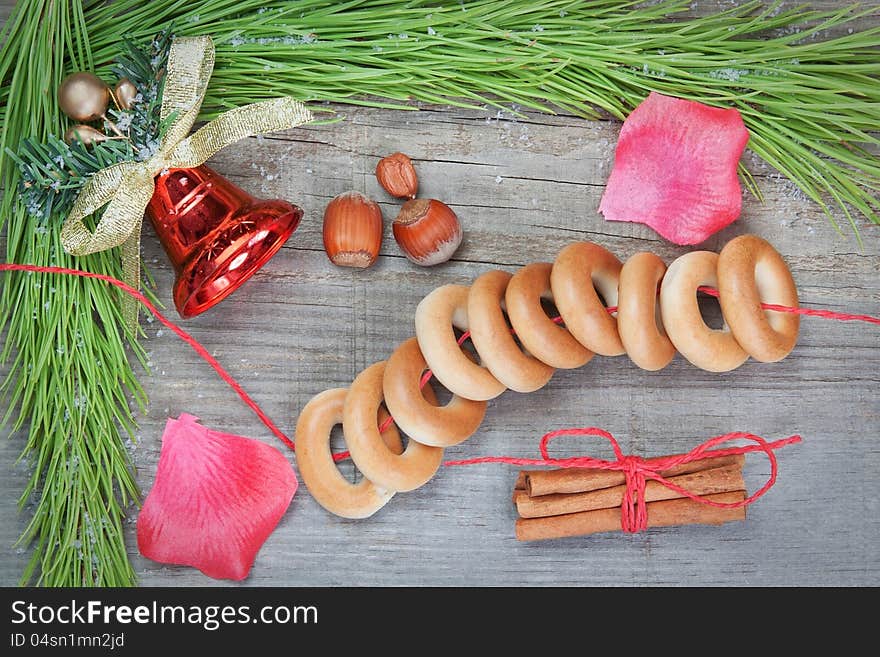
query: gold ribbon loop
[
  {"left": 59, "top": 35, "right": 313, "bottom": 327},
  {"left": 166, "top": 97, "right": 312, "bottom": 170},
  {"left": 61, "top": 162, "right": 142, "bottom": 254},
  {"left": 161, "top": 36, "right": 215, "bottom": 124}
]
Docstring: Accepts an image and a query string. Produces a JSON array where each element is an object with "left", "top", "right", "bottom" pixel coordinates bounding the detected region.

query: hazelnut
[
  {"left": 393, "top": 199, "right": 462, "bottom": 267},
  {"left": 376, "top": 152, "right": 418, "bottom": 199},
  {"left": 322, "top": 191, "right": 384, "bottom": 268}
]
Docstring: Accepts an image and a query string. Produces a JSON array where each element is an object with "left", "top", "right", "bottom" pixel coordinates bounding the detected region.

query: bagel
[
  {"left": 718, "top": 234, "right": 799, "bottom": 362},
  {"left": 617, "top": 252, "right": 676, "bottom": 371},
  {"left": 660, "top": 250, "right": 748, "bottom": 372},
  {"left": 415, "top": 284, "right": 506, "bottom": 401},
  {"left": 383, "top": 337, "right": 486, "bottom": 447},
  {"left": 505, "top": 262, "right": 593, "bottom": 369},
  {"left": 551, "top": 241, "right": 625, "bottom": 356},
  {"left": 295, "top": 388, "right": 402, "bottom": 519},
  {"left": 468, "top": 270, "right": 555, "bottom": 393},
  {"left": 343, "top": 361, "right": 444, "bottom": 492}
]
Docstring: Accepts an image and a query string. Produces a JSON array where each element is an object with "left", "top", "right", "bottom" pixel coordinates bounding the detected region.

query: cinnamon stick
[
  {"left": 516, "top": 463, "right": 744, "bottom": 519},
  {"left": 512, "top": 471, "right": 527, "bottom": 503},
  {"left": 515, "top": 490, "right": 746, "bottom": 541},
  {"left": 523, "top": 454, "right": 744, "bottom": 497}
]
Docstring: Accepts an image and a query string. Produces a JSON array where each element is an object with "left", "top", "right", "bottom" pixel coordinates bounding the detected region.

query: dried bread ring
[
  {"left": 344, "top": 361, "right": 444, "bottom": 492},
  {"left": 660, "top": 250, "right": 748, "bottom": 372},
  {"left": 551, "top": 241, "right": 625, "bottom": 356},
  {"left": 505, "top": 262, "right": 593, "bottom": 370},
  {"left": 717, "top": 234, "right": 799, "bottom": 362},
  {"left": 295, "top": 388, "right": 402, "bottom": 519},
  {"left": 383, "top": 337, "right": 486, "bottom": 447},
  {"left": 468, "top": 270, "right": 554, "bottom": 393},
  {"left": 415, "top": 284, "right": 506, "bottom": 401},
  {"left": 618, "top": 252, "right": 675, "bottom": 371}
]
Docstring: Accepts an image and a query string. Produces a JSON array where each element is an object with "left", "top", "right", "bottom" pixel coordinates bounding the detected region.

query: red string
[
  {"left": 2, "top": 262, "right": 874, "bottom": 527},
  {"left": 0, "top": 263, "right": 302, "bottom": 456},
  {"left": 444, "top": 428, "right": 802, "bottom": 532},
  {"left": 697, "top": 285, "right": 880, "bottom": 325}
]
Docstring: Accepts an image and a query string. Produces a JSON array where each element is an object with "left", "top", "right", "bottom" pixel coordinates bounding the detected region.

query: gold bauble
[
  {"left": 58, "top": 72, "right": 110, "bottom": 122},
  {"left": 64, "top": 124, "right": 109, "bottom": 146},
  {"left": 114, "top": 78, "right": 138, "bottom": 110}
]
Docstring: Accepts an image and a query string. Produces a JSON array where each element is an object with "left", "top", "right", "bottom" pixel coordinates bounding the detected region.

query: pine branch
[
  {"left": 6, "top": 136, "right": 127, "bottom": 220},
  {"left": 82, "top": 0, "right": 880, "bottom": 243},
  {"left": 5, "top": 27, "right": 172, "bottom": 223},
  {"left": 0, "top": 0, "right": 148, "bottom": 586},
  {"left": 108, "top": 29, "right": 172, "bottom": 160}
]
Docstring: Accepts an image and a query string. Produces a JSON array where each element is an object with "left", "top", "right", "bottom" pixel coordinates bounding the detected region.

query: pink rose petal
[
  {"left": 138, "top": 414, "right": 297, "bottom": 581},
  {"left": 599, "top": 92, "right": 750, "bottom": 245}
]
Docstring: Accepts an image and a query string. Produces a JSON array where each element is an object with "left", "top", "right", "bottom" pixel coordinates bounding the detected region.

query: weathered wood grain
[{"left": 1, "top": 0, "right": 878, "bottom": 586}]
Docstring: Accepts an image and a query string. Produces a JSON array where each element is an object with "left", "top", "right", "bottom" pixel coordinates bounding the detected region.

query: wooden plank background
[{"left": 1, "top": 1, "right": 878, "bottom": 586}]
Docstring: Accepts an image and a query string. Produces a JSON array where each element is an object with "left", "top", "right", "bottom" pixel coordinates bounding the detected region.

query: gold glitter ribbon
[{"left": 60, "top": 36, "right": 312, "bottom": 328}]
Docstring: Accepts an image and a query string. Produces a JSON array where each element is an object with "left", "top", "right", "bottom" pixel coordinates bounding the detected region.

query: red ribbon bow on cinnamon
[{"left": 447, "top": 428, "right": 802, "bottom": 533}]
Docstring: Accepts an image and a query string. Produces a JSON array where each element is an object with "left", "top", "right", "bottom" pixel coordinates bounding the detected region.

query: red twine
[
  {"left": 444, "top": 428, "right": 802, "bottom": 533},
  {"left": 696, "top": 285, "right": 880, "bottom": 325},
  {"left": 0, "top": 263, "right": 295, "bottom": 453},
  {"left": 3, "top": 262, "right": 875, "bottom": 531}
]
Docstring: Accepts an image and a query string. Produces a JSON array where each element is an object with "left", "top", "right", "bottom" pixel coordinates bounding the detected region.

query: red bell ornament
[{"left": 146, "top": 164, "right": 302, "bottom": 318}]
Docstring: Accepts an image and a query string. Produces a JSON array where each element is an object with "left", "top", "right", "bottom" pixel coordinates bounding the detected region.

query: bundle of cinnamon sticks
[{"left": 514, "top": 454, "right": 748, "bottom": 541}]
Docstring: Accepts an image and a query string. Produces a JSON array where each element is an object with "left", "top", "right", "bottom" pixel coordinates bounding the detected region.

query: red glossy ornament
[{"left": 146, "top": 164, "right": 302, "bottom": 318}]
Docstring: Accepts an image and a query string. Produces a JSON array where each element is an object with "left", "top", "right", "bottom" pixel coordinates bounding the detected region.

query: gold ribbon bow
[{"left": 60, "top": 36, "right": 312, "bottom": 328}]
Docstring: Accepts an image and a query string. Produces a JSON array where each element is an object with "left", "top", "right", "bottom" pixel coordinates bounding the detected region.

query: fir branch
[
  {"left": 0, "top": 0, "right": 147, "bottom": 586},
  {"left": 5, "top": 27, "right": 172, "bottom": 223},
  {"left": 109, "top": 29, "right": 172, "bottom": 161},
  {"left": 7, "top": 136, "right": 128, "bottom": 220},
  {"left": 81, "top": 0, "right": 880, "bottom": 242}
]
